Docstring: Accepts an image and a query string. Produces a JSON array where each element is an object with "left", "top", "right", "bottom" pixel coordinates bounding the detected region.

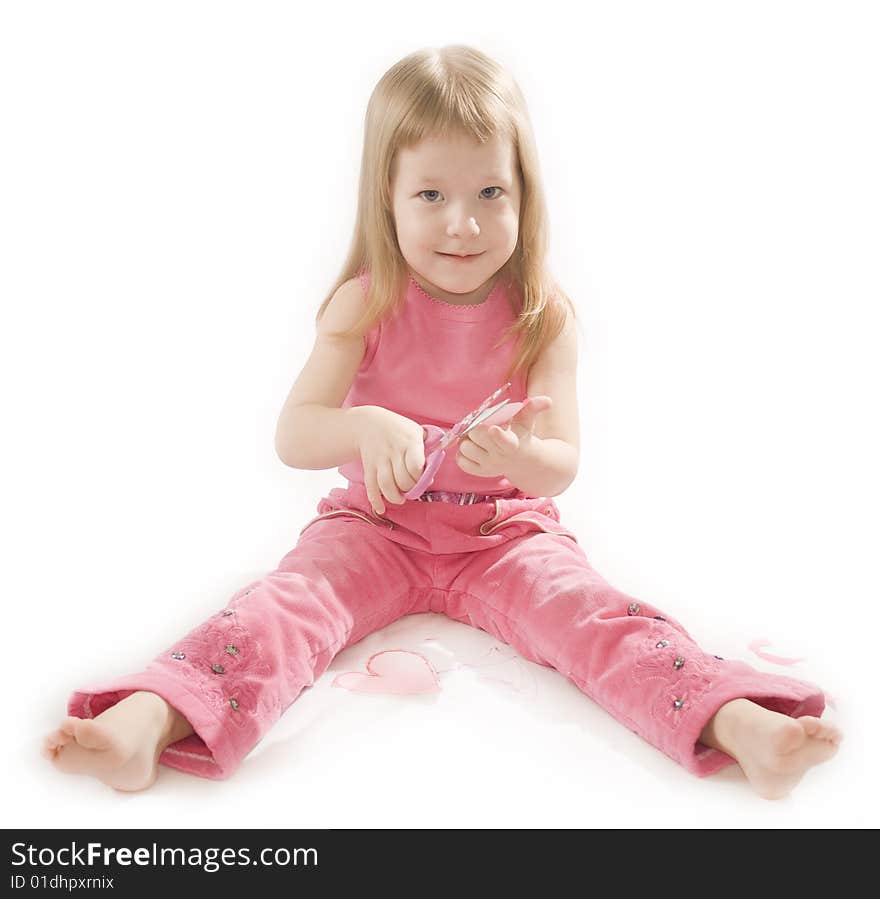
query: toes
[
  {"left": 799, "top": 716, "right": 844, "bottom": 744},
  {"left": 70, "top": 717, "right": 131, "bottom": 768},
  {"left": 819, "top": 722, "right": 844, "bottom": 744},
  {"left": 817, "top": 724, "right": 844, "bottom": 744},
  {"left": 797, "top": 715, "right": 825, "bottom": 737},
  {"left": 40, "top": 740, "right": 58, "bottom": 761},
  {"left": 61, "top": 716, "right": 82, "bottom": 737},
  {"left": 41, "top": 726, "right": 73, "bottom": 756},
  {"left": 71, "top": 718, "right": 109, "bottom": 752},
  {"left": 805, "top": 738, "right": 839, "bottom": 766}
]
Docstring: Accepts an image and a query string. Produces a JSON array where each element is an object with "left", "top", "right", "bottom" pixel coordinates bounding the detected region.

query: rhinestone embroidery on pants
[{"left": 163, "top": 588, "right": 276, "bottom": 725}]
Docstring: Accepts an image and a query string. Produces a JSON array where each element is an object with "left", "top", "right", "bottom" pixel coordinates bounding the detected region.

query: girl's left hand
[{"left": 455, "top": 395, "right": 553, "bottom": 478}]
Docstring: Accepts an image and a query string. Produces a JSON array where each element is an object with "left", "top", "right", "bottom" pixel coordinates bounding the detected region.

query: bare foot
[
  {"left": 41, "top": 691, "right": 194, "bottom": 792},
  {"left": 701, "top": 698, "right": 843, "bottom": 799}
]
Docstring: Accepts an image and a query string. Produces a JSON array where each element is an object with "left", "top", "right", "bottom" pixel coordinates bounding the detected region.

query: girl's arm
[
  {"left": 455, "top": 309, "right": 580, "bottom": 497},
  {"left": 503, "top": 307, "right": 581, "bottom": 495},
  {"left": 274, "top": 277, "right": 368, "bottom": 470},
  {"left": 525, "top": 307, "right": 580, "bottom": 454}
]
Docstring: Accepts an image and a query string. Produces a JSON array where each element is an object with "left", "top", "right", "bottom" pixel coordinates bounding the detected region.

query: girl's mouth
[{"left": 438, "top": 252, "right": 484, "bottom": 262}]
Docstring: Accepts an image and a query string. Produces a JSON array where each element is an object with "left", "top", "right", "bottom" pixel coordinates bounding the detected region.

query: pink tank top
[{"left": 338, "top": 269, "right": 529, "bottom": 495}]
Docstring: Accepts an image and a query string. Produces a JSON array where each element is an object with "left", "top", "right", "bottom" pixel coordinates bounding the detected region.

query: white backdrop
[{"left": 2, "top": 0, "right": 877, "bottom": 828}]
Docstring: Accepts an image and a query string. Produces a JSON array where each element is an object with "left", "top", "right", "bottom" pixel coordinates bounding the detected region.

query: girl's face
[{"left": 391, "top": 132, "right": 522, "bottom": 305}]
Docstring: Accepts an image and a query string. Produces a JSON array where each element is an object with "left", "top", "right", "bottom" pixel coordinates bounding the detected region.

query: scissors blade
[
  {"left": 459, "top": 399, "right": 511, "bottom": 437},
  {"left": 437, "top": 381, "right": 512, "bottom": 451}
]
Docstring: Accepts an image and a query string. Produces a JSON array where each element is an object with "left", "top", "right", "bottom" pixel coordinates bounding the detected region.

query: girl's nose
[{"left": 446, "top": 216, "right": 480, "bottom": 238}]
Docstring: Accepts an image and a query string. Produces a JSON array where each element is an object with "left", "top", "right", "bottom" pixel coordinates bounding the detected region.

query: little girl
[{"left": 42, "top": 45, "right": 841, "bottom": 799}]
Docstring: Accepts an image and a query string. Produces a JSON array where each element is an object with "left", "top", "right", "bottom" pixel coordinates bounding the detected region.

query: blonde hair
[{"left": 316, "top": 45, "right": 577, "bottom": 384}]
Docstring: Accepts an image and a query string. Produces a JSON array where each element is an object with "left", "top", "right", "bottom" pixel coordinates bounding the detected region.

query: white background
[{"left": 2, "top": 0, "right": 877, "bottom": 829}]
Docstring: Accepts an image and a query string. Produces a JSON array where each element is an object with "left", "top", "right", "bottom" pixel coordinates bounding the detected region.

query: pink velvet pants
[{"left": 68, "top": 482, "right": 826, "bottom": 780}]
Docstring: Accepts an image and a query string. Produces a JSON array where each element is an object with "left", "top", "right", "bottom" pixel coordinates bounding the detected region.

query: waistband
[
  {"left": 305, "top": 483, "right": 576, "bottom": 553},
  {"left": 416, "top": 489, "right": 518, "bottom": 505}
]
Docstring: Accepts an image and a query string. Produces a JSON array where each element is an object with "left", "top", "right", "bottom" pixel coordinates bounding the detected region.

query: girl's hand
[
  {"left": 455, "top": 396, "right": 553, "bottom": 478},
  {"left": 353, "top": 406, "right": 426, "bottom": 515}
]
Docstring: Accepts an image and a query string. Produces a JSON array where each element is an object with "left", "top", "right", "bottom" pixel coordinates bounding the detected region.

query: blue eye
[{"left": 417, "top": 187, "right": 503, "bottom": 202}]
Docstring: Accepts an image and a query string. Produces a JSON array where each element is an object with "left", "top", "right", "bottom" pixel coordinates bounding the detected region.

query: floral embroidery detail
[
  {"left": 227, "top": 677, "right": 274, "bottom": 720},
  {"left": 633, "top": 637, "right": 687, "bottom": 681},
  {"left": 630, "top": 628, "right": 723, "bottom": 730},
  {"left": 652, "top": 666, "right": 717, "bottom": 728},
  {"left": 160, "top": 611, "right": 277, "bottom": 727}
]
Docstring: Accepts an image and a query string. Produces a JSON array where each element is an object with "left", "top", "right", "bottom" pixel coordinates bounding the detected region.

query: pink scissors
[{"left": 403, "top": 381, "right": 526, "bottom": 500}]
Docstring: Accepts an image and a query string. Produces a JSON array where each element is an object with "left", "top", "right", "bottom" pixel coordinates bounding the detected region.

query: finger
[
  {"left": 363, "top": 464, "right": 385, "bottom": 515},
  {"left": 463, "top": 424, "right": 493, "bottom": 451},
  {"left": 515, "top": 395, "right": 553, "bottom": 416},
  {"left": 455, "top": 450, "right": 475, "bottom": 473},
  {"left": 390, "top": 453, "right": 415, "bottom": 498},
  {"left": 376, "top": 459, "right": 404, "bottom": 506},
  {"left": 513, "top": 395, "right": 553, "bottom": 428},
  {"left": 491, "top": 426, "right": 518, "bottom": 452},
  {"left": 403, "top": 442, "right": 426, "bottom": 486},
  {"left": 458, "top": 436, "right": 488, "bottom": 462}
]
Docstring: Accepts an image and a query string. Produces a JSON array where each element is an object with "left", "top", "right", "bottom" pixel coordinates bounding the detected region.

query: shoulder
[{"left": 317, "top": 276, "right": 369, "bottom": 340}]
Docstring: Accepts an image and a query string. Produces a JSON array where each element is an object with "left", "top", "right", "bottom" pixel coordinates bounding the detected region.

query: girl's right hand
[{"left": 352, "top": 406, "right": 427, "bottom": 515}]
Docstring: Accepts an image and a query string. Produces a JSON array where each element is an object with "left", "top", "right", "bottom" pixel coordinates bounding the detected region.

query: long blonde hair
[{"left": 316, "top": 45, "right": 577, "bottom": 384}]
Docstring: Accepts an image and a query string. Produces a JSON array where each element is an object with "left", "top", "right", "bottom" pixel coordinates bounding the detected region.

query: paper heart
[
  {"left": 747, "top": 638, "right": 805, "bottom": 666},
  {"left": 332, "top": 650, "right": 441, "bottom": 695}
]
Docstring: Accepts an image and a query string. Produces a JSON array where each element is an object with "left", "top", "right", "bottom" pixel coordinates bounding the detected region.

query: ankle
[
  {"left": 699, "top": 698, "right": 755, "bottom": 756},
  {"left": 130, "top": 691, "right": 193, "bottom": 747}
]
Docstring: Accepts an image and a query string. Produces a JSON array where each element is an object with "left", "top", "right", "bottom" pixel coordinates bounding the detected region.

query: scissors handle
[
  {"left": 402, "top": 401, "right": 526, "bottom": 501},
  {"left": 403, "top": 425, "right": 446, "bottom": 500}
]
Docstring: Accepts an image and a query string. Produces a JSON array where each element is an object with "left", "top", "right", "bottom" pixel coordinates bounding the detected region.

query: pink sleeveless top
[{"left": 338, "top": 269, "right": 529, "bottom": 495}]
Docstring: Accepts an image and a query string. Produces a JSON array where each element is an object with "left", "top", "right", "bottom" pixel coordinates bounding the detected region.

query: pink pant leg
[
  {"left": 67, "top": 514, "right": 428, "bottom": 780},
  {"left": 445, "top": 530, "right": 827, "bottom": 777}
]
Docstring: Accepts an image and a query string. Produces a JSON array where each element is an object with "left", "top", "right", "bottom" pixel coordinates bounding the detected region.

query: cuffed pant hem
[
  {"left": 670, "top": 665, "right": 826, "bottom": 777},
  {"left": 67, "top": 666, "right": 250, "bottom": 781}
]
